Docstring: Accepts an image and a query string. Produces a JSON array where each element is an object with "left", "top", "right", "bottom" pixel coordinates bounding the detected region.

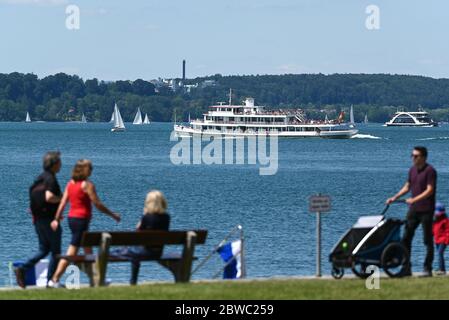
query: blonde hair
[
  {"left": 71, "top": 159, "right": 93, "bottom": 182},
  {"left": 144, "top": 190, "right": 167, "bottom": 215}
]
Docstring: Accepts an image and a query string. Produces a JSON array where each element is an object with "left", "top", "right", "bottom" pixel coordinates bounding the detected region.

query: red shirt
[
  {"left": 433, "top": 214, "right": 449, "bottom": 245},
  {"left": 67, "top": 181, "right": 92, "bottom": 220}
]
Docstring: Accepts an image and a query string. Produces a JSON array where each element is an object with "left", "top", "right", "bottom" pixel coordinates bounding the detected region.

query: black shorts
[{"left": 68, "top": 217, "right": 90, "bottom": 247}]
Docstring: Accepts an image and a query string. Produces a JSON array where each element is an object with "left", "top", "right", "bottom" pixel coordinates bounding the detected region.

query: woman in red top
[
  {"left": 433, "top": 202, "right": 449, "bottom": 275},
  {"left": 48, "top": 159, "right": 120, "bottom": 288}
]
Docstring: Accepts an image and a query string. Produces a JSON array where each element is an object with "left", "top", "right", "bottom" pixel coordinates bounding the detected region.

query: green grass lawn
[{"left": 1, "top": 277, "right": 449, "bottom": 300}]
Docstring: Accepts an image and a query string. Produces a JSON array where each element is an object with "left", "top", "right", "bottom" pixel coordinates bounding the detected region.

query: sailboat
[
  {"left": 81, "top": 113, "right": 87, "bottom": 123},
  {"left": 364, "top": 114, "right": 369, "bottom": 124},
  {"left": 324, "top": 114, "right": 329, "bottom": 123},
  {"left": 111, "top": 103, "right": 126, "bottom": 132},
  {"left": 133, "top": 108, "right": 143, "bottom": 125},
  {"left": 25, "top": 112, "right": 31, "bottom": 123},
  {"left": 349, "top": 105, "right": 355, "bottom": 128},
  {"left": 143, "top": 113, "right": 150, "bottom": 125}
]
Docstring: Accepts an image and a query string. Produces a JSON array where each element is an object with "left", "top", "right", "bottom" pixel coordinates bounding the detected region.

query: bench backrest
[{"left": 80, "top": 230, "right": 208, "bottom": 247}]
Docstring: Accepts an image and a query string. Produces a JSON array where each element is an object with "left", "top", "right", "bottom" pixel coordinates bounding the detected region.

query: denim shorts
[{"left": 68, "top": 217, "right": 90, "bottom": 246}]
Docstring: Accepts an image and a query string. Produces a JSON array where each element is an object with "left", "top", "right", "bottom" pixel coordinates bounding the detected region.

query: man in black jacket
[{"left": 15, "top": 151, "right": 63, "bottom": 288}]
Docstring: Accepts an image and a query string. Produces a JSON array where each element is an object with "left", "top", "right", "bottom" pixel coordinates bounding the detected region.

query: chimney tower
[{"left": 182, "top": 59, "right": 186, "bottom": 84}]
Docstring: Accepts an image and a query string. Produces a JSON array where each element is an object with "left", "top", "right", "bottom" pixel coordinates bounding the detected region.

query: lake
[{"left": 0, "top": 122, "right": 448, "bottom": 286}]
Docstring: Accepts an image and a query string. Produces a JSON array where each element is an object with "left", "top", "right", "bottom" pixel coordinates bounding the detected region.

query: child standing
[{"left": 432, "top": 202, "right": 449, "bottom": 275}]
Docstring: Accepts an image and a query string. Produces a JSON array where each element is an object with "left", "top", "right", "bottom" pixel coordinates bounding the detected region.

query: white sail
[
  {"left": 133, "top": 108, "right": 143, "bottom": 125},
  {"left": 143, "top": 113, "right": 150, "bottom": 124},
  {"left": 349, "top": 105, "right": 355, "bottom": 128},
  {"left": 324, "top": 114, "right": 329, "bottom": 123},
  {"left": 25, "top": 112, "right": 31, "bottom": 123},
  {"left": 364, "top": 114, "right": 368, "bottom": 124},
  {"left": 112, "top": 103, "right": 125, "bottom": 131},
  {"left": 81, "top": 113, "right": 87, "bottom": 123},
  {"left": 115, "top": 105, "right": 125, "bottom": 128},
  {"left": 110, "top": 111, "right": 115, "bottom": 123},
  {"left": 350, "top": 105, "right": 355, "bottom": 124}
]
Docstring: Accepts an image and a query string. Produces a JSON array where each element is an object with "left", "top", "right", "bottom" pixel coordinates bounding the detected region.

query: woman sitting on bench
[
  {"left": 119, "top": 190, "right": 170, "bottom": 285},
  {"left": 48, "top": 159, "right": 121, "bottom": 288}
]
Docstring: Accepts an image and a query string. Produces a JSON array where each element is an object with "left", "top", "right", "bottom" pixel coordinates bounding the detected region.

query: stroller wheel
[
  {"left": 331, "top": 266, "right": 344, "bottom": 279},
  {"left": 351, "top": 262, "right": 372, "bottom": 279},
  {"left": 381, "top": 242, "right": 410, "bottom": 278}
]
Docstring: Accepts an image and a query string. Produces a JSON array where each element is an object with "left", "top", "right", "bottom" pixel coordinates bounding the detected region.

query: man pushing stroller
[{"left": 386, "top": 146, "right": 437, "bottom": 277}]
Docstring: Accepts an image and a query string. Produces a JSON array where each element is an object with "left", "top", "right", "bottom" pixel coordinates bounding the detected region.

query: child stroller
[{"left": 329, "top": 201, "right": 410, "bottom": 279}]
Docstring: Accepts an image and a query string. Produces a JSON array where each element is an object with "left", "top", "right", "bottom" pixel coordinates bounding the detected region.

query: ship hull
[
  {"left": 384, "top": 123, "right": 438, "bottom": 127},
  {"left": 174, "top": 125, "right": 358, "bottom": 139}
]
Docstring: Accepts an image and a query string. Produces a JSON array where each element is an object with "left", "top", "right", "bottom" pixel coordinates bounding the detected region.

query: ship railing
[
  {"left": 230, "top": 110, "right": 305, "bottom": 116},
  {"left": 196, "top": 120, "right": 333, "bottom": 126}
]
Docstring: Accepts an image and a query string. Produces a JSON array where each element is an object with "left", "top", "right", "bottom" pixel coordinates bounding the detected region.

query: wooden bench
[{"left": 59, "top": 230, "right": 208, "bottom": 286}]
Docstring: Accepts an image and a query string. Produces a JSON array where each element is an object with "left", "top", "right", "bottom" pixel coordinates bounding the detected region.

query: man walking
[
  {"left": 15, "top": 151, "right": 63, "bottom": 288},
  {"left": 387, "top": 146, "right": 437, "bottom": 277}
]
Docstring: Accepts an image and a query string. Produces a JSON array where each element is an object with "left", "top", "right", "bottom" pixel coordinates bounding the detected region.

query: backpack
[{"left": 29, "top": 178, "right": 48, "bottom": 217}]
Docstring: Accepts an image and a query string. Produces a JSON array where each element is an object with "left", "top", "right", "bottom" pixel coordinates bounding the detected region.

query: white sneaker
[{"left": 46, "top": 280, "right": 65, "bottom": 289}]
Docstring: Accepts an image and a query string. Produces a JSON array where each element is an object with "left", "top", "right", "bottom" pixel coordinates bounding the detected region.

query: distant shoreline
[{"left": 2, "top": 73, "right": 449, "bottom": 123}]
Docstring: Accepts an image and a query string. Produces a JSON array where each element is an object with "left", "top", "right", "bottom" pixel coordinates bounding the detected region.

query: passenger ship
[
  {"left": 174, "top": 96, "right": 358, "bottom": 139},
  {"left": 384, "top": 109, "right": 438, "bottom": 127}
]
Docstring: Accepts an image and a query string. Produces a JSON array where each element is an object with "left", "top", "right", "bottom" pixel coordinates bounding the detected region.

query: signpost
[{"left": 309, "top": 194, "right": 331, "bottom": 277}]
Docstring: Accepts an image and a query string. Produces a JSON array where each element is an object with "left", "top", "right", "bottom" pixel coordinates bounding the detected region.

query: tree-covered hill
[
  {"left": 194, "top": 73, "right": 449, "bottom": 107},
  {"left": 1, "top": 72, "right": 449, "bottom": 122}
]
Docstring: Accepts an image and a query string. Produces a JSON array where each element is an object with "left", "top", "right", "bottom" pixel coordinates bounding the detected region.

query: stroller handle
[{"left": 381, "top": 199, "right": 407, "bottom": 216}]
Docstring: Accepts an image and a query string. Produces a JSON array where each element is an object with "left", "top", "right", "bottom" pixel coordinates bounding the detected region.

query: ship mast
[{"left": 228, "top": 88, "right": 232, "bottom": 106}]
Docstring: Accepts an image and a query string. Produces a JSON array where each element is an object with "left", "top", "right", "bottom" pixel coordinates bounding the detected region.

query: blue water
[{"left": 0, "top": 122, "right": 448, "bottom": 286}]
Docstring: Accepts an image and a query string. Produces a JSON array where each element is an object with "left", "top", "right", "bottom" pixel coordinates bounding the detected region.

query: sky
[{"left": 0, "top": 0, "right": 448, "bottom": 81}]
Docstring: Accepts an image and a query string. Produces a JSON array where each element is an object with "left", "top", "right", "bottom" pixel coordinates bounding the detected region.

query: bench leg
[
  {"left": 158, "top": 231, "right": 197, "bottom": 283},
  {"left": 94, "top": 232, "right": 112, "bottom": 287},
  {"left": 179, "top": 231, "right": 197, "bottom": 282},
  {"left": 77, "top": 262, "right": 96, "bottom": 287},
  {"left": 158, "top": 260, "right": 185, "bottom": 282}
]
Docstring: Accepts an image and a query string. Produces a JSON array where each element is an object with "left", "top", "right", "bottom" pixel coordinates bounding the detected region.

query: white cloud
[
  {"left": 194, "top": 64, "right": 207, "bottom": 70},
  {"left": 277, "top": 63, "right": 309, "bottom": 74},
  {"left": 48, "top": 66, "right": 80, "bottom": 76},
  {"left": 418, "top": 58, "right": 443, "bottom": 66},
  {"left": 0, "top": 0, "right": 67, "bottom": 6},
  {"left": 97, "top": 7, "right": 107, "bottom": 15},
  {"left": 144, "top": 24, "right": 160, "bottom": 32},
  {"left": 82, "top": 7, "right": 109, "bottom": 17}
]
